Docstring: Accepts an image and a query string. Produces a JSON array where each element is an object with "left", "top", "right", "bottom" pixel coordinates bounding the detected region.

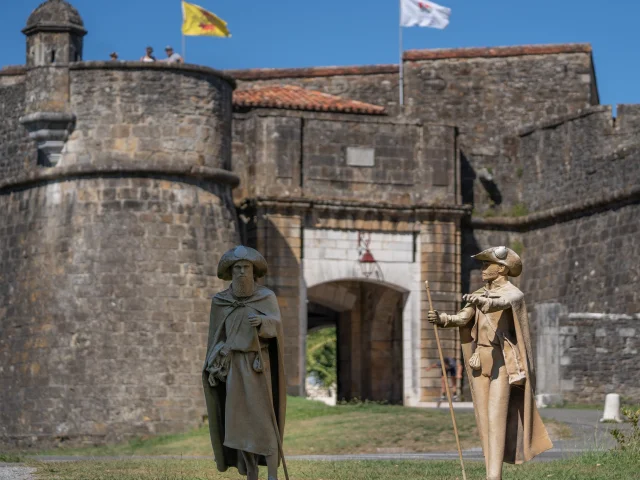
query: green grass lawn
[
  {"left": 37, "top": 397, "right": 481, "bottom": 457},
  {"left": 31, "top": 396, "right": 569, "bottom": 458},
  {"left": 28, "top": 450, "right": 640, "bottom": 480}
]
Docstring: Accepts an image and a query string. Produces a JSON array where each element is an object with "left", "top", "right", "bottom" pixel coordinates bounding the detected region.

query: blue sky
[{"left": 2, "top": 0, "right": 637, "bottom": 109}]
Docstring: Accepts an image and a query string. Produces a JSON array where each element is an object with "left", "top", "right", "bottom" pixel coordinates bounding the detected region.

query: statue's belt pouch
[
  {"left": 477, "top": 346, "right": 494, "bottom": 377},
  {"left": 252, "top": 344, "right": 269, "bottom": 373},
  {"left": 498, "top": 333, "right": 526, "bottom": 385}
]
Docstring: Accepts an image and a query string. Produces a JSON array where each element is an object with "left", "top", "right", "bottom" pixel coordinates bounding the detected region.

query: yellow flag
[{"left": 182, "top": 1, "right": 231, "bottom": 37}]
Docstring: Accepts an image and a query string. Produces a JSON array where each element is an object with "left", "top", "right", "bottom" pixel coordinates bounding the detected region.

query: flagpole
[
  {"left": 181, "top": 1, "right": 186, "bottom": 62},
  {"left": 399, "top": 0, "right": 404, "bottom": 106}
]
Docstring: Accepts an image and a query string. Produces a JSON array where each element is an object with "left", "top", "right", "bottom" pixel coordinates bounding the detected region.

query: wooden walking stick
[
  {"left": 254, "top": 327, "right": 290, "bottom": 480},
  {"left": 425, "top": 281, "right": 467, "bottom": 480}
]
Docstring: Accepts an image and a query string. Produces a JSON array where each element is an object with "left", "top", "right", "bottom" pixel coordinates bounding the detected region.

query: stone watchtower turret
[
  {"left": 20, "top": 0, "right": 86, "bottom": 166},
  {"left": 23, "top": 0, "right": 86, "bottom": 66},
  {"left": 0, "top": 0, "right": 240, "bottom": 447}
]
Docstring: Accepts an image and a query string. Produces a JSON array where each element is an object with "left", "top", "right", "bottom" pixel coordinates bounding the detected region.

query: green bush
[{"left": 306, "top": 327, "right": 337, "bottom": 387}]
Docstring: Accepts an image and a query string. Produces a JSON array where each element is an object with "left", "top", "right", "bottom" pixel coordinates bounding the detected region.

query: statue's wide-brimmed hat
[
  {"left": 217, "top": 246, "right": 268, "bottom": 280},
  {"left": 472, "top": 246, "right": 522, "bottom": 277}
]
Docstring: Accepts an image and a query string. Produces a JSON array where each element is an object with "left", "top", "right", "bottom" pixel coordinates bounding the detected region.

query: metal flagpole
[
  {"left": 399, "top": 0, "right": 404, "bottom": 106},
  {"left": 181, "top": 1, "right": 186, "bottom": 61}
]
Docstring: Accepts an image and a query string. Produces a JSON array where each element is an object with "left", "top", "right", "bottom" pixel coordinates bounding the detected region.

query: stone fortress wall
[
  {"left": 234, "top": 45, "right": 639, "bottom": 404},
  {"left": 1, "top": 0, "right": 638, "bottom": 447},
  {"left": 0, "top": 1, "right": 240, "bottom": 447}
]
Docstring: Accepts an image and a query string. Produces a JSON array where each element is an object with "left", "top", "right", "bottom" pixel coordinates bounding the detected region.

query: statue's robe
[
  {"left": 453, "top": 281, "right": 553, "bottom": 463},
  {"left": 202, "top": 286, "right": 286, "bottom": 474}
]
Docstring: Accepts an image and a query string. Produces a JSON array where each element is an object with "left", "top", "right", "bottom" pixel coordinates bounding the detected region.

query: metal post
[{"left": 399, "top": 0, "right": 404, "bottom": 106}]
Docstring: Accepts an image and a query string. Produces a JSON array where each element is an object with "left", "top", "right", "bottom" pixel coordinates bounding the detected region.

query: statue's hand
[
  {"left": 248, "top": 312, "right": 263, "bottom": 327},
  {"left": 463, "top": 293, "right": 488, "bottom": 308},
  {"left": 428, "top": 310, "right": 446, "bottom": 326}
]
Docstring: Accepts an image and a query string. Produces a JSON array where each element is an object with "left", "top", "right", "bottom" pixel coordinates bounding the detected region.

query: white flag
[{"left": 400, "top": 0, "right": 451, "bottom": 29}]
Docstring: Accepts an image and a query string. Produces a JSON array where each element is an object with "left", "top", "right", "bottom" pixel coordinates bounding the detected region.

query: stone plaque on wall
[{"left": 346, "top": 147, "right": 375, "bottom": 167}]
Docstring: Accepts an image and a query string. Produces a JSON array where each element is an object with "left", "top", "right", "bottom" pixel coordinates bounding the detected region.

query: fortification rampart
[
  {"left": 513, "top": 105, "right": 640, "bottom": 211},
  {"left": 64, "top": 63, "right": 234, "bottom": 170},
  {"left": 229, "top": 45, "right": 597, "bottom": 213},
  {"left": 0, "top": 56, "right": 241, "bottom": 446}
]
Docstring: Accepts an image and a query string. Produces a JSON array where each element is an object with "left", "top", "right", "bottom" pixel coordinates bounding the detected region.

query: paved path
[
  {"left": 26, "top": 409, "right": 626, "bottom": 466},
  {"left": 0, "top": 463, "right": 35, "bottom": 480}
]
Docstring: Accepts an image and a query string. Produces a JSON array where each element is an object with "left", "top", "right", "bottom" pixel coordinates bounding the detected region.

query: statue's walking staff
[
  {"left": 425, "top": 281, "right": 467, "bottom": 480},
  {"left": 254, "top": 328, "right": 290, "bottom": 480}
]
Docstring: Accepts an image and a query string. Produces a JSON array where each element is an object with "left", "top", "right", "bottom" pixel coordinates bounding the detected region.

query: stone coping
[
  {"left": 69, "top": 62, "right": 236, "bottom": 88},
  {"left": 0, "top": 62, "right": 237, "bottom": 88},
  {"left": 404, "top": 43, "right": 591, "bottom": 62},
  {"left": 471, "top": 185, "right": 640, "bottom": 231},
  {"left": 227, "top": 44, "right": 591, "bottom": 80},
  {"left": 0, "top": 162, "right": 240, "bottom": 192},
  {"left": 240, "top": 196, "right": 471, "bottom": 218},
  {"left": 228, "top": 64, "right": 399, "bottom": 80}
]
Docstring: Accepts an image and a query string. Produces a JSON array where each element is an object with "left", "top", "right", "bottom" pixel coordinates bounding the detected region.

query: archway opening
[{"left": 306, "top": 279, "right": 406, "bottom": 404}]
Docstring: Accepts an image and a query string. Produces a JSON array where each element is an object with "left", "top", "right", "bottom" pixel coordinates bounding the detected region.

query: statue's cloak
[
  {"left": 202, "top": 286, "right": 286, "bottom": 474},
  {"left": 460, "top": 282, "right": 553, "bottom": 464}
]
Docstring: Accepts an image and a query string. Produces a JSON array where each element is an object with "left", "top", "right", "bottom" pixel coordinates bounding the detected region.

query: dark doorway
[{"left": 306, "top": 280, "right": 405, "bottom": 404}]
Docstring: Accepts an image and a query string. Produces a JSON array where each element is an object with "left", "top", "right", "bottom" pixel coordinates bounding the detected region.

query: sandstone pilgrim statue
[
  {"left": 203, "top": 246, "right": 287, "bottom": 480},
  {"left": 428, "top": 246, "right": 553, "bottom": 480}
]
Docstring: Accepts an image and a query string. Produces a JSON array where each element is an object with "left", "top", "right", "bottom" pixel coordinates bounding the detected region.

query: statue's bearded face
[
  {"left": 231, "top": 260, "right": 254, "bottom": 297},
  {"left": 481, "top": 261, "right": 507, "bottom": 282}
]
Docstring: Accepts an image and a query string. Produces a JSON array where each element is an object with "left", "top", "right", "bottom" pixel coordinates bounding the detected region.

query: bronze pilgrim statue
[
  {"left": 203, "top": 246, "right": 286, "bottom": 480},
  {"left": 428, "top": 246, "right": 553, "bottom": 480}
]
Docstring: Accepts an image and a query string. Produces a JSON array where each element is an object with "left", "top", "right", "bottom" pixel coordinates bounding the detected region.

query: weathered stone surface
[
  {"left": 555, "top": 313, "right": 640, "bottom": 402},
  {"left": 233, "top": 110, "right": 456, "bottom": 206},
  {"left": 65, "top": 64, "right": 234, "bottom": 170},
  {"left": 0, "top": 83, "right": 35, "bottom": 177},
  {"left": 0, "top": 177, "right": 238, "bottom": 447}
]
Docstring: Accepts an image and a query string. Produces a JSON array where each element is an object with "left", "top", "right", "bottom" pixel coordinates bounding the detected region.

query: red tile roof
[
  {"left": 233, "top": 85, "right": 386, "bottom": 115},
  {"left": 404, "top": 43, "right": 592, "bottom": 61},
  {"left": 227, "top": 44, "right": 591, "bottom": 80}
]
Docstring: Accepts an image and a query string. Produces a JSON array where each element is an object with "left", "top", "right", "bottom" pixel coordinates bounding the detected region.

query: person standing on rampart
[{"left": 140, "top": 46, "right": 156, "bottom": 62}]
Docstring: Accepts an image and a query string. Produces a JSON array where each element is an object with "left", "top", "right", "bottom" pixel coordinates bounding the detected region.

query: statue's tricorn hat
[
  {"left": 217, "top": 246, "right": 268, "bottom": 281},
  {"left": 472, "top": 246, "right": 522, "bottom": 277}
]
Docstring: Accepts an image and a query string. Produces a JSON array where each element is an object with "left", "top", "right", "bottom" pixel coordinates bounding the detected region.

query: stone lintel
[{"left": 239, "top": 196, "right": 470, "bottom": 221}]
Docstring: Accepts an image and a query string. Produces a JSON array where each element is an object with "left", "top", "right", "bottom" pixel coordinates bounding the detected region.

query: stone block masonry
[
  {"left": 0, "top": 176, "right": 239, "bottom": 447},
  {"left": 538, "top": 312, "right": 640, "bottom": 403},
  {"left": 0, "top": 83, "right": 35, "bottom": 178}
]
